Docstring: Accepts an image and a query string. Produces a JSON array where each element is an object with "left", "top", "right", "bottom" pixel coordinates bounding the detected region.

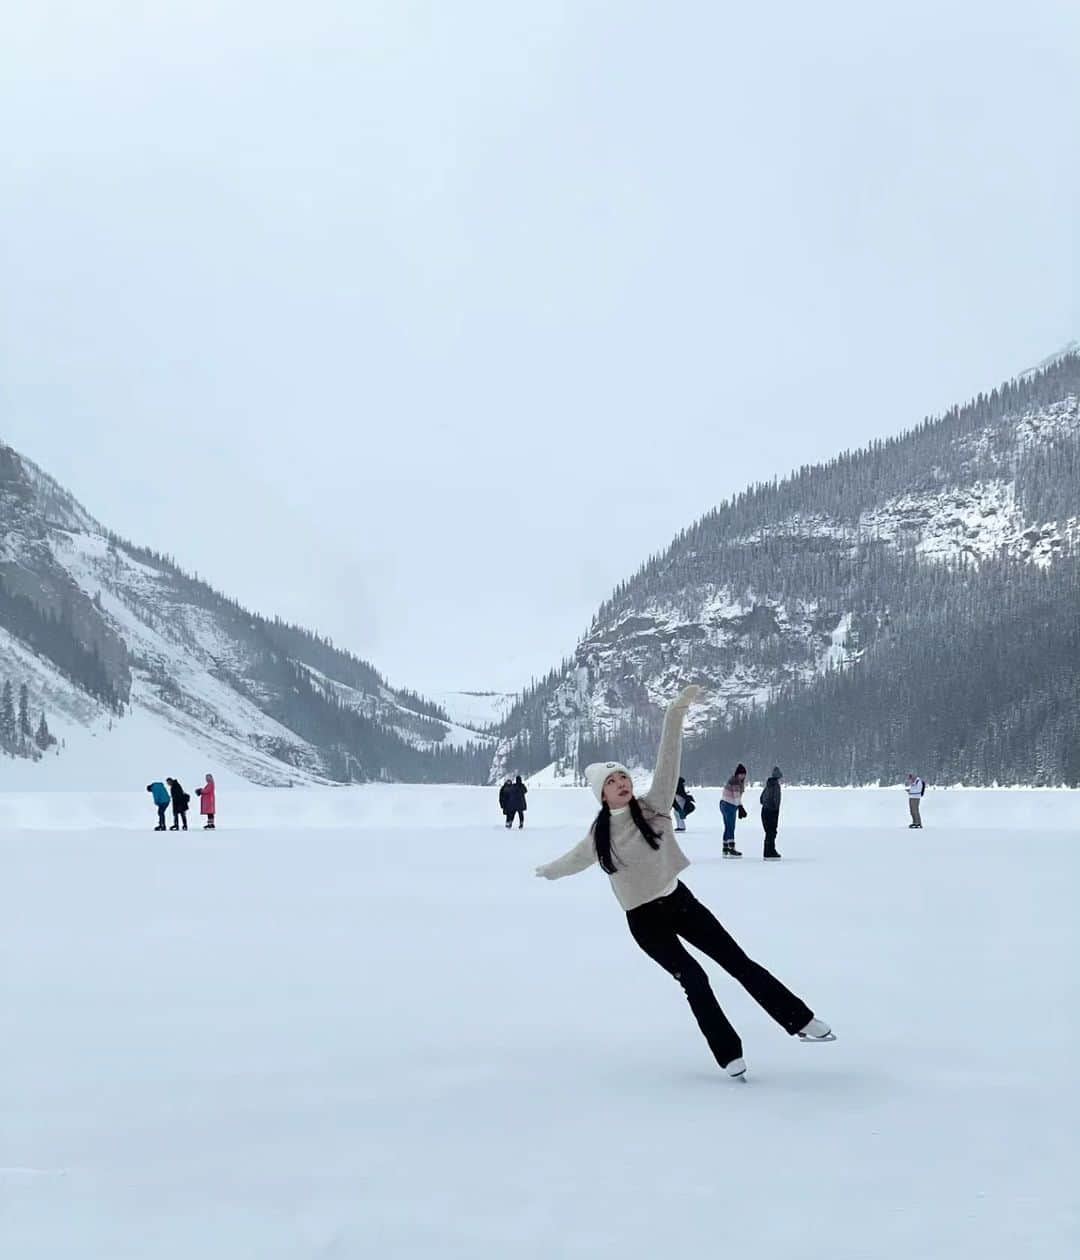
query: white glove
[
  {"left": 674, "top": 684, "right": 707, "bottom": 708},
  {"left": 535, "top": 865, "right": 555, "bottom": 879}
]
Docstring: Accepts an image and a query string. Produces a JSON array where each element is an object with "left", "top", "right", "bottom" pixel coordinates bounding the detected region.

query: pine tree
[
  {"left": 18, "top": 683, "right": 31, "bottom": 740},
  {"left": 35, "top": 712, "right": 55, "bottom": 750},
  {"left": 0, "top": 680, "right": 14, "bottom": 745}
]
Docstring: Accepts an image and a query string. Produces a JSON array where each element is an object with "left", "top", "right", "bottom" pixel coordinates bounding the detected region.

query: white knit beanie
[{"left": 584, "top": 761, "right": 632, "bottom": 803}]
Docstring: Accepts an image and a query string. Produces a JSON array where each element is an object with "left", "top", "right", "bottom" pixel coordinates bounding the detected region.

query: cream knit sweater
[{"left": 535, "top": 690, "right": 698, "bottom": 911}]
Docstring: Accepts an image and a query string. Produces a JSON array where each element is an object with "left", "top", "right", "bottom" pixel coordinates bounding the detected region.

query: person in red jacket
[{"left": 195, "top": 773, "right": 216, "bottom": 829}]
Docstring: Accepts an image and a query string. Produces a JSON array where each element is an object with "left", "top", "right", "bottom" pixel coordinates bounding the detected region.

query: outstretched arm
[
  {"left": 535, "top": 832, "right": 597, "bottom": 880},
  {"left": 641, "top": 685, "right": 705, "bottom": 815}
]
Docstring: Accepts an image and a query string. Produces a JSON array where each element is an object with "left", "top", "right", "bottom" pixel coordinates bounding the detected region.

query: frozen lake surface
[{"left": 2, "top": 787, "right": 1077, "bottom": 1257}]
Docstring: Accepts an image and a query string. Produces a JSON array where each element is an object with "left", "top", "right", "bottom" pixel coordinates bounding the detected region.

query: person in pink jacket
[
  {"left": 719, "top": 763, "right": 747, "bottom": 858},
  {"left": 195, "top": 773, "right": 216, "bottom": 829}
]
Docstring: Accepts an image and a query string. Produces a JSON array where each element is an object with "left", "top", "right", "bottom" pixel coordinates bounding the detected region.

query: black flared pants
[{"left": 626, "top": 882, "right": 812, "bottom": 1067}]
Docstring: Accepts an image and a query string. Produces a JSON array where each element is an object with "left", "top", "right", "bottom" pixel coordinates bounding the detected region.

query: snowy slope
[
  {"left": 56, "top": 533, "right": 327, "bottom": 785},
  {"left": 0, "top": 703, "right": 264, "bottom": 794},
  {"left": 1019, "top": 338, "right": 1080, "bottom": 380},
  {"left": 3, "top": 786, "right": 1076, "bottom": 1258},
  {"left": 432, "top": 689, "right": 516, "bottom": 731},
  {"left": 0, "top": 441, "right": 494, "bottom": 785}
]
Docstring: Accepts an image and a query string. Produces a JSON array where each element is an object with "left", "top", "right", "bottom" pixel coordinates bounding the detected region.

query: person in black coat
[
  {"left": 507, "top": 775, "right": 528, "bottom": 829},
  {"left": 498, "top": 778, "right": 514, "bottom": 828},
  {"left": 760, "top": 767, "right": 783, "bottom": 860},
  {"left": 672, "top": 776, "right": 695, "bottom": 832},
  {"left": 166, "top": 776, "right": 190, "bottom": 831}
]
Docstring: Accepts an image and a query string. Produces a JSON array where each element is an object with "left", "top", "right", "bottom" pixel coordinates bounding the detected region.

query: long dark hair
[{"left": 593, "top": 798, "right": 661, "bottom": 875}]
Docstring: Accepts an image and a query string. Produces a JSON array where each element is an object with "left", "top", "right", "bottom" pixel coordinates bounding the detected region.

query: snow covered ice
[{"left": 3, "top": 787, "right": 1077, "bottom": 1258}]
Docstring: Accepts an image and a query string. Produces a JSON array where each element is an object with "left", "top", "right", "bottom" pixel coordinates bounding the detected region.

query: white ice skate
[
  {"left": 797, "top": 1018, "right": 836, "bottom": 1043},
  {"left": 725, "top": 1056, "right": 747, "bottom": 1079}
]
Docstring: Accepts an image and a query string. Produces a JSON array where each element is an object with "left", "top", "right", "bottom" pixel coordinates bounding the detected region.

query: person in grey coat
[{"left": 760, "top": 767, "right": 783, "bottom": 860}]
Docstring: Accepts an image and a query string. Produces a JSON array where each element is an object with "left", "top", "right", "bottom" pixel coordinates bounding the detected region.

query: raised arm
[
  {"left": 535, "top": 831, "right": 597, "bottom": 880},
  {"left": 641, "top": 685, "right": 704, "bottom": 814}
]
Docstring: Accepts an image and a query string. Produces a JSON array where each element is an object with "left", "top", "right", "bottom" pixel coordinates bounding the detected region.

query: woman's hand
[
  {"left": 675, "top": 684, "right": 708, "bottom": 708},
  {"left": 535, "top": 865, "right": 554, "bottom": 879}
]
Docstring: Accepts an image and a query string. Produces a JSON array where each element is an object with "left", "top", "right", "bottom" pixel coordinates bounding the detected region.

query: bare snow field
[{"left": 2, "top": 787, "right": 1077, "bottom": 1258}]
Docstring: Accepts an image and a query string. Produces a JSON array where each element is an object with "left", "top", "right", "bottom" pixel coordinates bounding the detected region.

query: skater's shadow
[{"left": 667, "top": 1064, "right": 886, "bottom": 1100}]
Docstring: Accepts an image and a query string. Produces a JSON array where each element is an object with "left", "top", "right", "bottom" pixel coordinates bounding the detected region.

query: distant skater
[
  {"left": 166, "top": 777, "right": 190, "bottom": 831},
  {"left": 535, "top": 686, "right": 834, "bottom": 1079},
  {"left": 720, "top": 763, "right": 748, "bottom": 858},
  {"left": 499, "top": 778, "right": 514, "bottom": 828},
  {"left": 672, "top": 776, "right": 695, "bottom": 832},
  {"left": 146, "top": 780, "right": 170, "bottom": 831},
  {"left": 507, "top": 775, "right": 528, "bottom": 829},
  {"left": 905, "top": 773, "right": 925, "bottom": 829},
  {"left": 196, "top": 773, "right": 216, "bottom": 829},
  {"left": 760, "top": 767, "right": 783, "bottom": 860}
]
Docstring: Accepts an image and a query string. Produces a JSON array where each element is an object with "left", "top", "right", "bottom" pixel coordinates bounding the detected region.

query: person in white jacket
[
  {"left": 905, "top": 773, "right": 926, "bottom": 829},
  {"left": 535, "top": 686, "right": 834, "bottom": 1078}
]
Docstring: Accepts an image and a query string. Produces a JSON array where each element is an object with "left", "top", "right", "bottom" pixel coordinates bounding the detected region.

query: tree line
[{"left": 0, "top": 679, "right": 56, "bottom": 761}]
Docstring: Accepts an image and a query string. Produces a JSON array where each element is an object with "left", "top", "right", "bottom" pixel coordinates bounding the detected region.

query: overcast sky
[{"left": 3, "top": 1, "right": 1078, "bottom": 694}]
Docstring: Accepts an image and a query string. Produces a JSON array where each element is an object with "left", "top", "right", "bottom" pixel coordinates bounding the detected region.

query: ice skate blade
[
  {"left": 798, "top": 1032, "right": 837, "bottom": 1043},
  {"left": 724, "top": 1056, "right": 747, "bottom": 1079}
]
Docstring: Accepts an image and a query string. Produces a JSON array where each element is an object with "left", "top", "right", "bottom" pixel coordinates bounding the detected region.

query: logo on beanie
[{"left": 584, "top": 759, "right": 632, "bottom": 801}]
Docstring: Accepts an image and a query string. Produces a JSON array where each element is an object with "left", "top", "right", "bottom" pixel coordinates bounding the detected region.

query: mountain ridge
[
  {"left": 4, "top": 345, "right": 1078, "bottom": 787},
  {"left": 0, "top": 444, "right": 494, "bottom": 784},
  {"left": 492, "top": 351, "right": 1080, "bottom": 787}
]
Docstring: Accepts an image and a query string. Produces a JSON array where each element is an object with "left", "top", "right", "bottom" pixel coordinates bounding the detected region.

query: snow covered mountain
[
  {"left": 0, "top": 445, "right": 494, "bottom": 786},
  {"left": 494, "top": 350, "right": 1080, "bottom": 786},
  {"left": 8, "top": 345, "right": 1077, "bottom": 790},
  {"left": 431, "top": 690, "right": 516, "bottom": 733}
]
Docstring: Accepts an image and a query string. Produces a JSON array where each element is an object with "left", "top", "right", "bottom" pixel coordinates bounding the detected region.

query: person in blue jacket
[{"left": 147, "top": 781, "right": 170, "bottom": 831}]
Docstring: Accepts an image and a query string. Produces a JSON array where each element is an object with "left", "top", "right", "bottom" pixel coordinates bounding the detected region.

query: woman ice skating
[
  {"left": 672, "top": 776, "right": 695, "bottom": 832},
  {"left": 146, "top": 780, "right": 170, "bottom": 831},
  {"left": 195, "top": 773, "right": 216, "bottom": 829},
  {"left": 166, "top": 776, "right": 190, "bottom": 831},
  {"left": 720, "top": 763, "right": 748, "bottom": 857},
  {"left": 535, "top": 686, "right": 833, "bottom": 1079},
  {"left": 760, "top": 767, "right": 783, "bottom": 860}
]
